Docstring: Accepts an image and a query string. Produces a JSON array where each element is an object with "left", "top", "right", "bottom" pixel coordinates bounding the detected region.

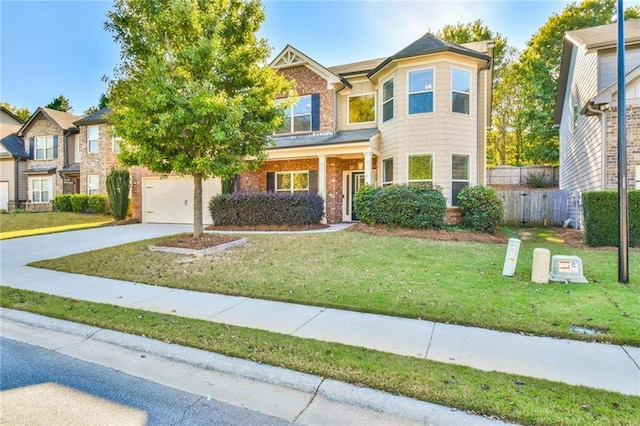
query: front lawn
[
  {"left": 0, "top": 212, "right": 113, "bottom": 239},
  {"left": 29, "top": 227, "right": 640, "bottom": 345}
]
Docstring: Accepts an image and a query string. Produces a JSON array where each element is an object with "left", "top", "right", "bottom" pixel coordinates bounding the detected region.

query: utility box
[
  {"left": 531, "top": 248, "right": 550, "bottom": 283},
  {"left": 549, "top": 255, "right": 588, "bottom": 284},
  {"left": 502, "top": 238, "right": 521, "bottom": 276}
]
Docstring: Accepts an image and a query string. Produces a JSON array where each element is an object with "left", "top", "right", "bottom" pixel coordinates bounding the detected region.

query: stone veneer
[{"left": 604, "top": 105, "right": 640, "bottom": 189}]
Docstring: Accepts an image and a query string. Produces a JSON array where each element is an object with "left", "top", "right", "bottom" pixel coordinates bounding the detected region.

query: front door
[{"left": 343, "top": 171, "right": 365, "bottom": 221}]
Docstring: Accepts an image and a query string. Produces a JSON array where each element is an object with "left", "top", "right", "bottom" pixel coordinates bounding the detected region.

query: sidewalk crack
[
  {"left": 622, "top": 346, "right": 640, "bottom": 370},
  {"left": 293, "top": 377, "right": 325, "bottom": 423},
  {"left": 290, "top": 308, "right": 327, "bottom": 335},
  {"left": 424, "top": 322, "right": 436, "bottom": 359}
]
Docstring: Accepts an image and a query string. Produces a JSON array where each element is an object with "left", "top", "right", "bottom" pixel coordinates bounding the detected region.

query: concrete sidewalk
[{"left": 1, "top": 224, "right": 638, "bottom": 404}]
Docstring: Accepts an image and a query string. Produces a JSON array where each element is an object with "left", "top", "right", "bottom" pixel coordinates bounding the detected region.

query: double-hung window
[
  {"left": 88, "top": 175, "right": 100, "bottom": 195},
  {"left": 34, "top": 136, "right": 54, "bottom": 160},
  {"left": 30, "top": 177, "right": 51, "bottom": 203},
  {"left": 452, "top": 69, "right": 470, "bottom": 114},
  {"left": 382, "top": 158, "right": 394, "bottom": 186},
  {"left": 451, "top": 155, "right": 469, "bottom": 206},
  {"left": 382, "top": 79, "right": 394, "bottom": 122},
  {"left": 276, "top": 171, "right": 309, "bottom": 193},
  {"left": 88, "top": 125, "right": 99, "bottom": 153},
  {"left": 408, "top": 154, "right": 433, "bottom": 187},
  {"left": 408, "top": 69, "right": 434, "bottom": 114},
  {"left": 112, "top": 131, "right": 122, "bottom": 153},
  {"left": 349, "top": 94, "right": 375, "bottom": 124},
  {"left": 276, "top": 95, "right": 312, "bottom": 134}
]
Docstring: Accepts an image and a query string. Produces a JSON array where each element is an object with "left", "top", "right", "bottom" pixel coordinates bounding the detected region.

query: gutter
[
  {"left": 585, "top": 101, "right": 608, "bottom": 189},
  {"left": 477, "top": 57, "right": 492, "bottom": 186},
  {"left": 334, "top": 77, "right": 352, "bottom": 133}
]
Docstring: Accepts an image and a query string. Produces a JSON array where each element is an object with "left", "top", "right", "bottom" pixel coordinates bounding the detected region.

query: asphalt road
[{"left": 0, "top": 337, "right": 291, "bottom": 425}]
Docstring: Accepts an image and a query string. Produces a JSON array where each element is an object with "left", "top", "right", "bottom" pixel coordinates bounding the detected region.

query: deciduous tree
[
  {"left": 0, "top": 102, "right": 30, "bottom": 121},
  {"left": 105, "top": 0, "right": 292, "bottom": 238}
]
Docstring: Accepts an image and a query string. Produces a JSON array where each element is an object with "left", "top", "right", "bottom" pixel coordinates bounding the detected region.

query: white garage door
[
  {"left": 0, "top": 181, "right": 8, "bottom": 211},
  {"left": 142, "top": 176, "right": 222, "bottom": 224}
]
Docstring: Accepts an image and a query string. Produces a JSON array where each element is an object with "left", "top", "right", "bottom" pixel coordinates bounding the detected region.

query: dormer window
[{"left": 408, "top": 69, "right": 434, "bottom": 114}]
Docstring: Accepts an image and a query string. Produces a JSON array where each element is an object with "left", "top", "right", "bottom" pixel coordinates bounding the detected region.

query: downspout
[
  {"left": 585, "top": 102, "right": 608, "bottom": 190},
  {"left": 334, "top": 77, "right": 351, "bottom": 133},
  {"left": 14, "top": 157, "right": 20, "bottom": 209},
  {"left": 477, "top": 57, "right": 492, "bottom": 186}
]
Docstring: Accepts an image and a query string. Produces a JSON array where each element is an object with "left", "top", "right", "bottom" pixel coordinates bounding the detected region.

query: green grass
[
  {"left": 0, "top": 212, "right": 112, "bottom": 239},
  {"left": 2, "top": 288, "right": 638, "bottom": 426},
  {"left": 29, "top": 227, "right": 640, "bottom": 345}
]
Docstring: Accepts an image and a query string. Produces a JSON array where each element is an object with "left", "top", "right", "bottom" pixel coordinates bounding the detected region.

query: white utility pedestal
[
  {"left": 549, "top": 255, "right": 588, "bottom": 283},
  {"left": 531, "top": 248, "right": 551, "bottom": 283},
  {"left": 502, "top": 238, "right": 521, "bottom": 276}
]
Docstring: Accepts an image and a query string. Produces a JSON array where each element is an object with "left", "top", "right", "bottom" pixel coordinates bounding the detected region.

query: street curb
[{"left": 0, "top": 308, "right": 503, "bottom": 425}]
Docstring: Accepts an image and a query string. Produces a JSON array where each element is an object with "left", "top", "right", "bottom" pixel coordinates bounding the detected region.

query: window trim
[
  {"left": 348, "top": 93, "right": 376, "bottom": 125},
  {"left": 408, "top": 68, "right": 435, "bottom": 115},
  {"left": 112, "top": 131, "right": 122, "bottom": 153},
  {"left": 451, "top": 68, "right": 471, "bottom": 115},
  {"left": 382, "top": 78, "right": 394, "bottom": 122},
  {"left": 407, "top": 153, "right": 434, "bottom": 186},
  {"left": 451, "top": 154, "right": 470, "bottom": 206},
  {"left": 34, "top": 135, "right": 54, "bottom": 160},
  {"left": 29, "top": 176, "right": 52, "bottom": 203},
  {"left": 87, "top": 125, "right": 100, "bottom": 154},
  {"left": 382, "top": 157, "right": 394, "bottom": 186},
  {"left": 88, "top": 175, "right": 100, "bottom": 195},
  {"left": 275, "top": 95, "right": 312, "bottom": 135},
  {"left": 275, "top": 170, "right": 310, "bottom": 193}
]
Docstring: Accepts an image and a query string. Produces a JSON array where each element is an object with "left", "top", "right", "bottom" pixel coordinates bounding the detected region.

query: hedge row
[
  {"left": 353, "top": 185, "right": 446, "bottom": 229},
  {"left": 583, "top": 190, "right": 639, "bottom": 247},
  {"left": 54, "top": 194, "right": 108, "bottom": 215},
  {"left": 209, "top": 192, "right": 324, "bottom": 226}
]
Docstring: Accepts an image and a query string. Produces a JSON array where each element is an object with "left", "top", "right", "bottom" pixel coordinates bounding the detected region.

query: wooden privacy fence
[{"left": 496, "top": 190, "right": 569, "bottom": 226}]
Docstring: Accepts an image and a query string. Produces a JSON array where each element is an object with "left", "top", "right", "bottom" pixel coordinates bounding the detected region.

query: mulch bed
[
  {"left": 205, "top": 223, "right": 330, "bottom": 232},
  {"left": 155, "top": 234, "right": 242, "bottom": 250},
  {"left": 348, "top": 223, "right": 509, "bottom": 244}
]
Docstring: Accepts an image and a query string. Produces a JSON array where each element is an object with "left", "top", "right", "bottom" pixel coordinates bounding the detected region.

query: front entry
[{"left": 343, "top": 171, "right": 365, "bottom": 222}]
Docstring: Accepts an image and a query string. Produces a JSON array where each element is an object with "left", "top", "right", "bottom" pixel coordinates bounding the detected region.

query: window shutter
[
  {"left": 53, "top": 135, "right": 59, "bottom": 159},
  {"left": 29, "top": 137, "right": 34, "bottom": 160},
  {"left": 311, "top": 93, "right": 320, "bottom": 131},
  {"left": 266, "top": 172, "right": 275, "bottom": 192},
  {"left": 309, "top": 170, "right": 318, "bottom": 193}
]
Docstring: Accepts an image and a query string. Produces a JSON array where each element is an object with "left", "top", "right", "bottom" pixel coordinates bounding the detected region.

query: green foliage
[
  {"left": 583, "top": 190, "right": 639, "bottom": 247},
  {"left": 0, "top": 102, "right": 30, "bottom": 122},
  {"left": 457, "top": 186, "right": 505, "bottom": 233},
  {"left": 106, "top": 0, "right": 293, "bottom": 237},
  {"left": 353, "top": 185, "right": 446, "bottom": 229},
  {"left": 70, "top": 194, "right": 89, "bottom": 213},
  {"left": 222, "top": 177, "right": 236, "bottom": 194},
  {"left": 209, "top": 192, "right": 324, "bottom": 226},
  {"left": 53, "top": 194, "right": 73, "bottom": 212},
  {"left": 87, "top": 195, "right": 108, "bottom": 215},
  {"left": 83, "top": 93, "right": 110, "bottom": 115},
  {"left": 106, "top": 168, "right": 130, "bottom": 220},
  {"left": 45, "top": 95, "right": 72, "bottom": 112},
  {"left": 525, "top": 172, "right": 555, "bottom": 188}
]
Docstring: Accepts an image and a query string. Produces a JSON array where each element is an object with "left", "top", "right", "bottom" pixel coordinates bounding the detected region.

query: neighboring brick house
[
  {"left": 554, "top": 20, "right": 640, "bottom": 228},
  {"left": 0, "top": 107, "right": 27, "bottom": 210},
  {"left": 236, "top": 34, "right": 494, "bottom": 224},
  {"left": 16, "top": 107, "right": 82, "bottom": 211},
  {"left": 73, "top": 107, "right": 121, "bottom": 196}
]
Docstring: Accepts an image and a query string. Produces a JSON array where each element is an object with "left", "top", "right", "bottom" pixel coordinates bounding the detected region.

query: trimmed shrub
[
  {"left": 583, "top": 190, "right": 639, "bottom": 247},
  {"left": 87, "top": 194, "right": 107, "bottom": 214},
  {"left": 106, "top": 168, "right": 131, "bottom": 220},
  {"left": 353, "top": 184, "right": 446, "bottom": 229},
  {"left": 352, "top": 185, "right": 381, "bottom": 224},
  {"left": 54, "top": 194, "right": 73, "bottom": 212},
  {"left": 525, "top": 172, "right": 554, "bottom": 188},
  {"left": 209, "top": 192, "right": 324, "bottom": 226},
  {"left": 71, "top": 194, "right": 89, "bottom": 213},
  {"left": 457, "top": 185, "right": 505, "bottom": 233}
]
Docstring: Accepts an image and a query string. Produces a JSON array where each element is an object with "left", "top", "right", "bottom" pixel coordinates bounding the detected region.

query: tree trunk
[{"left": 193, "top": 174, "right": 203, "bottom": 238}]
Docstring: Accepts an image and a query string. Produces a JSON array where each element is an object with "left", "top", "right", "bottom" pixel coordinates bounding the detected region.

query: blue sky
[{"left": 1, "top": 0, "right": 636, "bottom": 115}]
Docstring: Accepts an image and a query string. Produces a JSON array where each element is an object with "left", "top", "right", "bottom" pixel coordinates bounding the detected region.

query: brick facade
[
  {"left": 77, "top": 123, "right": 120, "bottom": 194},
  {"left": 604, "top": 106, "right": 640, "bottom": 189}
]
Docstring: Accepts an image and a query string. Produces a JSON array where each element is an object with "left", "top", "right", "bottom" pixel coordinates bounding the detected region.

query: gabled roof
[
  {"left": 270, "top": 45, "right": 343, "bottom": 89},
  {"left": 367, "top": 32, "right": 491, "bottom": 79},
  {"left": 18, "top": 107, "right": 82, "bottom": 136},
  {"left": 0, "top": 133, "right": 28, "bottom": 159},
  {"left": 328, "top": 57, "right": 387, "bottom": 77},
  {"left": 554, "top": 19, "right": 640, "bottom": 126},
  {"left": 592, "top": 65, "right": 640, "bottom": 106},
  {"left": 0, "top": 106, "right": 24, "bottom": 125},
  {"left": 74, "top": 107, "right": 112, "bottom": 126}
]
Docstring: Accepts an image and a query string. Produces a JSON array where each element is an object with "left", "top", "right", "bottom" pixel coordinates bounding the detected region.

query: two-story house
[
  {"left": 0, "top": 107, "right": 27, "bottom": 211},
  {"left": 133, "top": 32, "right": 494, "bottom": 225},
  {"left": 17, "top": 107, "right": 82, "bottom": 211},
  {"left": 554, "top": 19, "right": 640, "bottom": 228}
]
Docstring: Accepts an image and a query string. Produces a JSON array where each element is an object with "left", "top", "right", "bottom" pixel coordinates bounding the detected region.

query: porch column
[
  {"left": 318, "top": 155, "right": 327, "bottom": 224},
  {"left": 364, "top": 151, "right": 373, "bottom": 185}
]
